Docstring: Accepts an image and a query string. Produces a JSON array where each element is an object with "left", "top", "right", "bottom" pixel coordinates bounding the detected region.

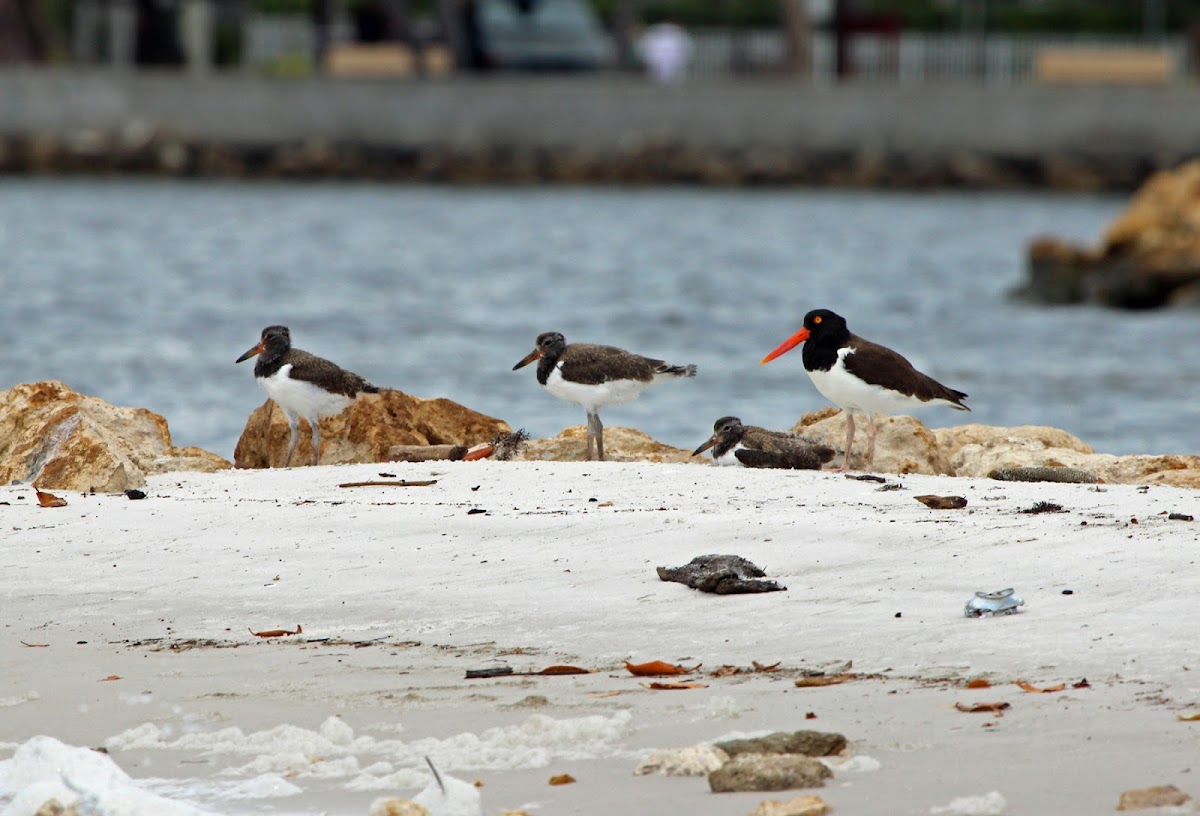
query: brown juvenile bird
[
  {"left": 692, "top": 416, "right": 836, "bottom": 470},
  {"left": 236, "top": 325, "right": 380, "bottom": 467},
  {"left": 513, "top": 331, "right": 697, "bottom": 461}
]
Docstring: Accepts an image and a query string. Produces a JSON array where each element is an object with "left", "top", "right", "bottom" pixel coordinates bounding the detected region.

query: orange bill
[{"left": 760, "top": 326, "right": 811, "bottom": 364}]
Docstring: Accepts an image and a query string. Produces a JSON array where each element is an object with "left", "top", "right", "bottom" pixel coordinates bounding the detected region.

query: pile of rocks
[{"left": 4, "top": 382, "right": 1196, "bottom": 492}]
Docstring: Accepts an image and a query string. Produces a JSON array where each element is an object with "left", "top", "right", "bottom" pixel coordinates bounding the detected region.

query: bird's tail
[{"left": 657, "top": 363, "right": 698, "bottom": 378}]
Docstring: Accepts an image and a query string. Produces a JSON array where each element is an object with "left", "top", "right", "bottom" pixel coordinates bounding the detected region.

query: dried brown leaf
[
  {"left": 462, "top": 444, "right": 494, "bottom": 461},
  {"left": 914, "top": 494, "right": 968, "bottom": 510},
  {"left": 20, "top": 641, "right": 49, "bottom": 648},
  {"left": 99, "top": 675, "right": 122, "bottom": 682},
  {"left": 794, "top": 674, "right": 855, "bottom": 688},
  {"left": 752, "top": 660, "right": 782, "bottom": 672},
  {"left": 548, "top": 774, "right": 576, "bottom": 785},
  {"left": 249, "top": 625, "right": 303, "bottom": 638},
  {"left": 35, "top": 489, "right": 67, "bottom": 508},
  {"left": 625, "top": 660, "right": 698, "bottom": 677},
  {"left": 1017, "top": 681, "right": 1066, "bottom": 693},
  {"left": 1177, "top": 711, "right": 1200, "bottom": 722},
  {"left": 712, "top": 665, "right": 742, "bottom": 677},
  {"left": 965, "top": 678, "right": 991, "bottom": 689},
  {"left": 639, "top": 681, "right": 709, "bottom": 690}
]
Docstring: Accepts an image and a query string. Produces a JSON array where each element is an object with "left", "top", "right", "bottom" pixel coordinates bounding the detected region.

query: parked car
[{"left": 475, "top": 0, "right": 612, "bottom": 71}]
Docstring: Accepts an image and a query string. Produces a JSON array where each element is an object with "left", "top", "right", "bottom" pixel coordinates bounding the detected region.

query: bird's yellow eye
[{"left": 813, "top": 315, "right": 823, "bottom": 324}]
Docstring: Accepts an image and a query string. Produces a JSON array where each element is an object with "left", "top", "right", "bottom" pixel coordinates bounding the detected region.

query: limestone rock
[
  {"left": 1116, "top": 784, "right": 1192, "bottom": 811},
  {"left": 715, "top": 731, "right": 847, "bottom": 759},
  {"left": 514, "top": 426, "right": 697, "bottom": 463},
  {"left": 949, "top": 430, "right": 1200, "bottom": 486},
  {"left": 708, "top": 754, "right": 832, "bottom": 793},
  {"left": 792, "top": 410, "right": 949, "bottom": 475},
  {"left": 634, "top": 744, "right": 730, "bottom": 776},
  {"left": 935, "top": 424, "right": 1094, "bottom": 458},
  {"left": 747, "top": 795, "right": 830, "bottom": 816},
  {"left": 0, "top": 381, "right": 230, "bottom": 493},
  {"left": 233, "top": 388, "right": 509, "bottom": 468}
]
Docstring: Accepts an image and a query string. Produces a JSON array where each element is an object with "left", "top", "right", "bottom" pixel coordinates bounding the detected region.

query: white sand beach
[{"left": 3, "top": 456, "right": 1199, "bottom": 815}]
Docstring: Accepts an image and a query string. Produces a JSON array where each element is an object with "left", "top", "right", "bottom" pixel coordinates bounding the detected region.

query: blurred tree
[{"left": 0, "top": 0, "right": 49, "bottom": 62}]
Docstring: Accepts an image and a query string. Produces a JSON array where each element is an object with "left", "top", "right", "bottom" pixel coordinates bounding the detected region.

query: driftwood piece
[
  {"left": 657, "top": 554, "right": 786, "bottom": 594},
  {"left": 989, "top": 466, "right": 1099, "bottom": 483},
  {"left": 338, "top": 479, "right": 438, "bottom": 488},
  {"left": 388, "top": 444, "right": 467, "bottom": 462}
]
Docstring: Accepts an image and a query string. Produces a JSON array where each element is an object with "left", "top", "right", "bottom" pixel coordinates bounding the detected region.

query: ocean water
[{"left": 0, "top": 179, "right": 1192, "bottom": 460}]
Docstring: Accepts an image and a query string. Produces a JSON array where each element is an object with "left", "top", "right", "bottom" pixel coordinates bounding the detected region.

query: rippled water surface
[{"left": 1, "top": 180, "right": 1192, "bottom": 459}]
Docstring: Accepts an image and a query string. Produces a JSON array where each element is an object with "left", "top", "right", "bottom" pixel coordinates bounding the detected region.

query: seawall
[{"left": 0, "top": 69, "right": 1194, "bottom": 188}]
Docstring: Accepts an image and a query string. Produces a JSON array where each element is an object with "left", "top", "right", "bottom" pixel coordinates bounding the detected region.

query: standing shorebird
[
  {"left": 760, "top": 309, "right": 968, "bottom": 471},
  {"left": 692, "top": 416, "right": 836, "bottom": 470},
  {"left": 512, "top": 331, "right": 697, "bottom": 461},
  {"left": 236, "top": 325, "right": 380, "bottom": 467}
]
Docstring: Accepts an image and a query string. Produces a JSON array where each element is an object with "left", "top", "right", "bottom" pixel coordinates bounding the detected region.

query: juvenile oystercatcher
[
  {"left": 236, "top": 325, "right": 380, "bottom": 467},
  {"left": 692, "top": 416, "right": 836, "bottom": 470},
  {"left": 512, "top": 331, "right": 697, "bottom": 461},
  {"left": 760, "top": 309, "right": 968, "bottom": 471}
]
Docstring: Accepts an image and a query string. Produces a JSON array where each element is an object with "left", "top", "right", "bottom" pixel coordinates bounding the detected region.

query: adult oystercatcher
[
  {"left": 512, "top": 331, "right": 697, "bottom": 461},
  {"left": 760, "top": 309, "right": 968, "bottom": 471},
  {"left": 692, "top": 416, "right": 836, "bottom": 470},
  {"left": 236, "top": 325, "right": 380, "bottom": 467}
]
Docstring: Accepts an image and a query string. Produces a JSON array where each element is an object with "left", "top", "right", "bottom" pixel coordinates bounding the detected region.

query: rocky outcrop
[
  {"left": 233, "top": 388, "right": 510, "bottom": 468},
  {"left": 942, "top": 424, "right": 1200, "bottom": 486},
  {"left": 0, "top": 381, "right": 230, "bottom": 493},
  {"left": 792, "top": 407, "right": 952, "bottom": 475},
  {"left": 513, "top": 426, "right": 696, "bottom": 463},
  {"left": 781, "top": 409, "right": 1200, "bottom": 486},
  {"left": 1021, "top": 160, "right": 1200, "bottom": 308}
]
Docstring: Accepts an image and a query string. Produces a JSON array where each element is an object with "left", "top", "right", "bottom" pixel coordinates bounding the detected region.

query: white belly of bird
[
  {"left": 807, "top": 348, "right": 952, "bottom": 416},
  {"left": 714, "top": 443, "right": 746, "bottom": 466},
  {"left": 543, "top": 366, "right": 652, "bottom": 414},
  {"left": 258, "top": 365, "right": 353, "bottom": 421}
]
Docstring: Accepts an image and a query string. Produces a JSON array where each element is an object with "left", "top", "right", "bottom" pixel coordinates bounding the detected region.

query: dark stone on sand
[
  {"left": 657, "top": 555, "right": 785, "bottom": 594},
  {"left": 715, "top": 730, "right": 848, "bottom": 759},
  {"left": 989, "top": 466, "right": 1099, "bottom": 483},
  {"left": 707, "top": 754, "right": 832, "bottom": 793}
]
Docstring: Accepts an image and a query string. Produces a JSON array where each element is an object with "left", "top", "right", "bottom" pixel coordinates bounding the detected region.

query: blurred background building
[{"left": 0, "top": 0, "right": 1194, "bottom": 82}]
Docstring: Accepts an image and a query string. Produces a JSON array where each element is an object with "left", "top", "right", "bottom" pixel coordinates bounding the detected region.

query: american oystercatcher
[
  {"left": 760, "top": 309, "right": 969, "bottom": 471},
  {"left": 692, "top": 416, "right": 836, "bottom": 470},
  {"left": 512, "top": 331, "right": 697, "bottom": 461},
  {"left": 236, "top": 325, "right": 380, "bottom": 467}
]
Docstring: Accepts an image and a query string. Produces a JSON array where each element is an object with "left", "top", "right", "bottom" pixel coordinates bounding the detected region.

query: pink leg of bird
[
  {"left": 839, "top": 412, "right": 856, "bottom": 472},
  {"left": 864, "top": 414, "right": 879, "bottom": 471}
]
